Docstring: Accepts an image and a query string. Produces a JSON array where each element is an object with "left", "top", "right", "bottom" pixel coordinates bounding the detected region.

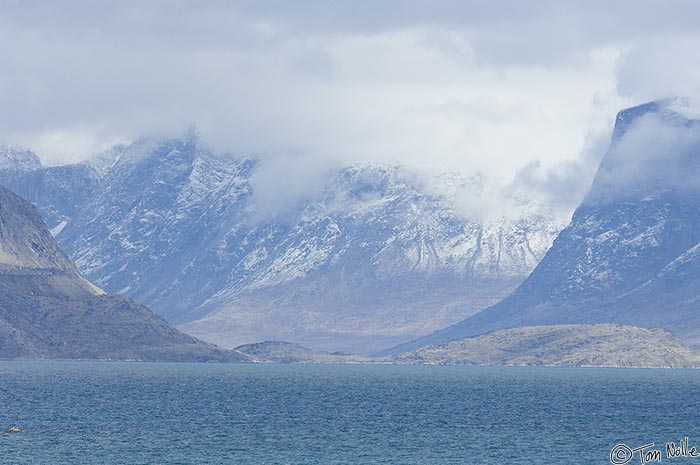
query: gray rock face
[
  {"left": 388, "top": 99, "right": 700, "bottom": 354},
  {"left": 0, "top": 186, "right": 96, "bottom": 289},
  {"left": 0, "top": 137, "right": 561, "bottom": 354},
  {"left": 0, "top": 186, "right": 246, "bottom": 361},
  {"left": 0, "top": 149, "right": 101, "bottom": 230},
  {"left": 392, "top": 324, "right": 700, "bottom": 368}
]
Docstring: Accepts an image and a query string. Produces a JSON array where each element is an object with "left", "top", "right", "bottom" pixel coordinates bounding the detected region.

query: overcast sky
[{"left": 1, "top": 0, "right": 699, "bottom": 215}]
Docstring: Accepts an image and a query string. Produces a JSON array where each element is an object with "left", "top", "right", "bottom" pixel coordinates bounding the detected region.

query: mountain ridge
[
  {"left": 0, "top": 140, "right": 562, "bottom": 354},
  {"left": 384, "top": 98, "right": 700, "bottom": 355}
]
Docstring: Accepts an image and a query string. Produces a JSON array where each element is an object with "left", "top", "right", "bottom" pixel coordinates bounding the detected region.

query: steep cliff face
[
  {"left": 390, "top": 99, "right": 700, "bottom": 354},
  {"left": 0, "top": 186, "right": 246, "bottom": 361},
  {"left": 0, "top": 149, "right": 101, "bottom": 231}
]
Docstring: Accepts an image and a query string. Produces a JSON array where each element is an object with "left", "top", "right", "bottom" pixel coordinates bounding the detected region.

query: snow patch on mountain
[
  {"left": 386, "top": 99, "right": 700, "bottom": 355},
  {"left": 0, "top": 133, "right": 563, "bottom": 353}
]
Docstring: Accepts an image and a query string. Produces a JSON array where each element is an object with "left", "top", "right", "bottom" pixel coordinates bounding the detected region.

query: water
[{"left": 1, "top": 362, "right": 699, "bottom": 464}]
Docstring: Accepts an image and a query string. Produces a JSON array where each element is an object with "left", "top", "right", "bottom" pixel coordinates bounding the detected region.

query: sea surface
[{"left": 1, "top": 362, "right": 699, "bottom": 464}]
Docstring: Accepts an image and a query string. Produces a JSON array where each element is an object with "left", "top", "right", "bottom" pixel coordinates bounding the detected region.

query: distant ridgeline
[
  {"left": 0, "top": 136, "right": 561, "bottom": 354},
  {"left": 386, "top": 98, "right": 700, "bottom": 356},
  {"left": 2, "top": 99, "right": 700, "bottom": 367}
]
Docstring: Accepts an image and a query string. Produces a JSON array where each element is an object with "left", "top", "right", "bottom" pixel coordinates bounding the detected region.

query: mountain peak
[
  {"left": 586, "top": 98, "right": 700, "bottom": 206},
  {"left": 387, "top": 101, "right": 700, "bottom": 354},
  {"left": 0, "top": 146, "right": 41, "bottom": 172},
  {"left": 107, "top": 128, "right": 208, "bottom": 170},
  {"left": 612, "top": 98, "right": 700, "bottom": 141},
  {"left": 664, "top": 97, "right": 700, "bottom": 120}
]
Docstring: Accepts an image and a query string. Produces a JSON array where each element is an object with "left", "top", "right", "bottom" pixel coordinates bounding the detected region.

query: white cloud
[
  {"left": 585, "top": 110, "right": 700, "bottom": 204},
  {"left": 1, "top": 1, "right": 700, "bottom": 217},
  {"left": 616, "top": 36, "right": 700, "bottom": 102}
]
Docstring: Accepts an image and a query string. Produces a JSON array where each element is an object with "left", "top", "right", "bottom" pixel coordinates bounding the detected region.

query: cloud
[
  {"left": 585, "top": 109, "right": 700, "bottom": 204},
  {"left": 507, "top": 128, "right": 612, "bottom": 218},
  {"left": 247, "top": 153, "right": 340, "bottom": 223},
  {"left": 616, "top": 37, "right": 700, "bottom": 102},
  {"left": 0, "top": 2, "right": 620, "bottom": 163},
  {"left": 2, "top": 1, "right": 700, "bottom": 218}
]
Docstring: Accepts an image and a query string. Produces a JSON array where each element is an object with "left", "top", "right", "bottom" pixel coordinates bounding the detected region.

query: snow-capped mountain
[
  {"left": 389, "top": 99, "right": 700, "bottom": 354},
  {"left": 0, "top": 146, "right": 41, "bottom": 172},
  {"left": 0, "top": 134, "right": 561, "bottom": 354}
]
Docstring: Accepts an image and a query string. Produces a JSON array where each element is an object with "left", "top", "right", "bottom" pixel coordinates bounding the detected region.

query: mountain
[
  {"left": 391, "top": 324, "right": 700, "bottom": 368},
  {"left": 0, "top": 185, "right": 247, "bottom": 361},
  {"left": 0, "top": 146, "right": 41, "bottom": 172},
  {"left": 0, "top": 150, "right": 102, "bottom": 232},
  {"left": 0, "top": 135, "right": 561, "bottom": 354},
  {"left": 386, "top": 98, "right": 700, "bottom": 354}
]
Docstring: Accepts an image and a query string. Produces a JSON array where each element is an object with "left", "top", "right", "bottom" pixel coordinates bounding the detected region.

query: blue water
[{"left": 1, "top": 362, "right": 699, "bottom": 464}]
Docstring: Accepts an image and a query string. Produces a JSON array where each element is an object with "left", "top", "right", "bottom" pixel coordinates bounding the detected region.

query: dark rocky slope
[{"left": 0, "top": 186, "right": 247, "bottom": 361}]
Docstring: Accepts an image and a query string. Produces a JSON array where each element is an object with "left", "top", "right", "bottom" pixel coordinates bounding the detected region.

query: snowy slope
[
  {"left": 0, "top": 135, "right": 561, "bottom": 353},
  {"left": 389, "top": 98, "right": 700, "bottom": 354}
]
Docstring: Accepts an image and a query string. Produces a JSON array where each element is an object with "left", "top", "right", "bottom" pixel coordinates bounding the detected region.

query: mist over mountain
[
  {"left": 388, "top": 98, "right": 700, "bottom": 354},
  {"left": 0, "top": 136, "right": 562, "bottom": 354}
]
